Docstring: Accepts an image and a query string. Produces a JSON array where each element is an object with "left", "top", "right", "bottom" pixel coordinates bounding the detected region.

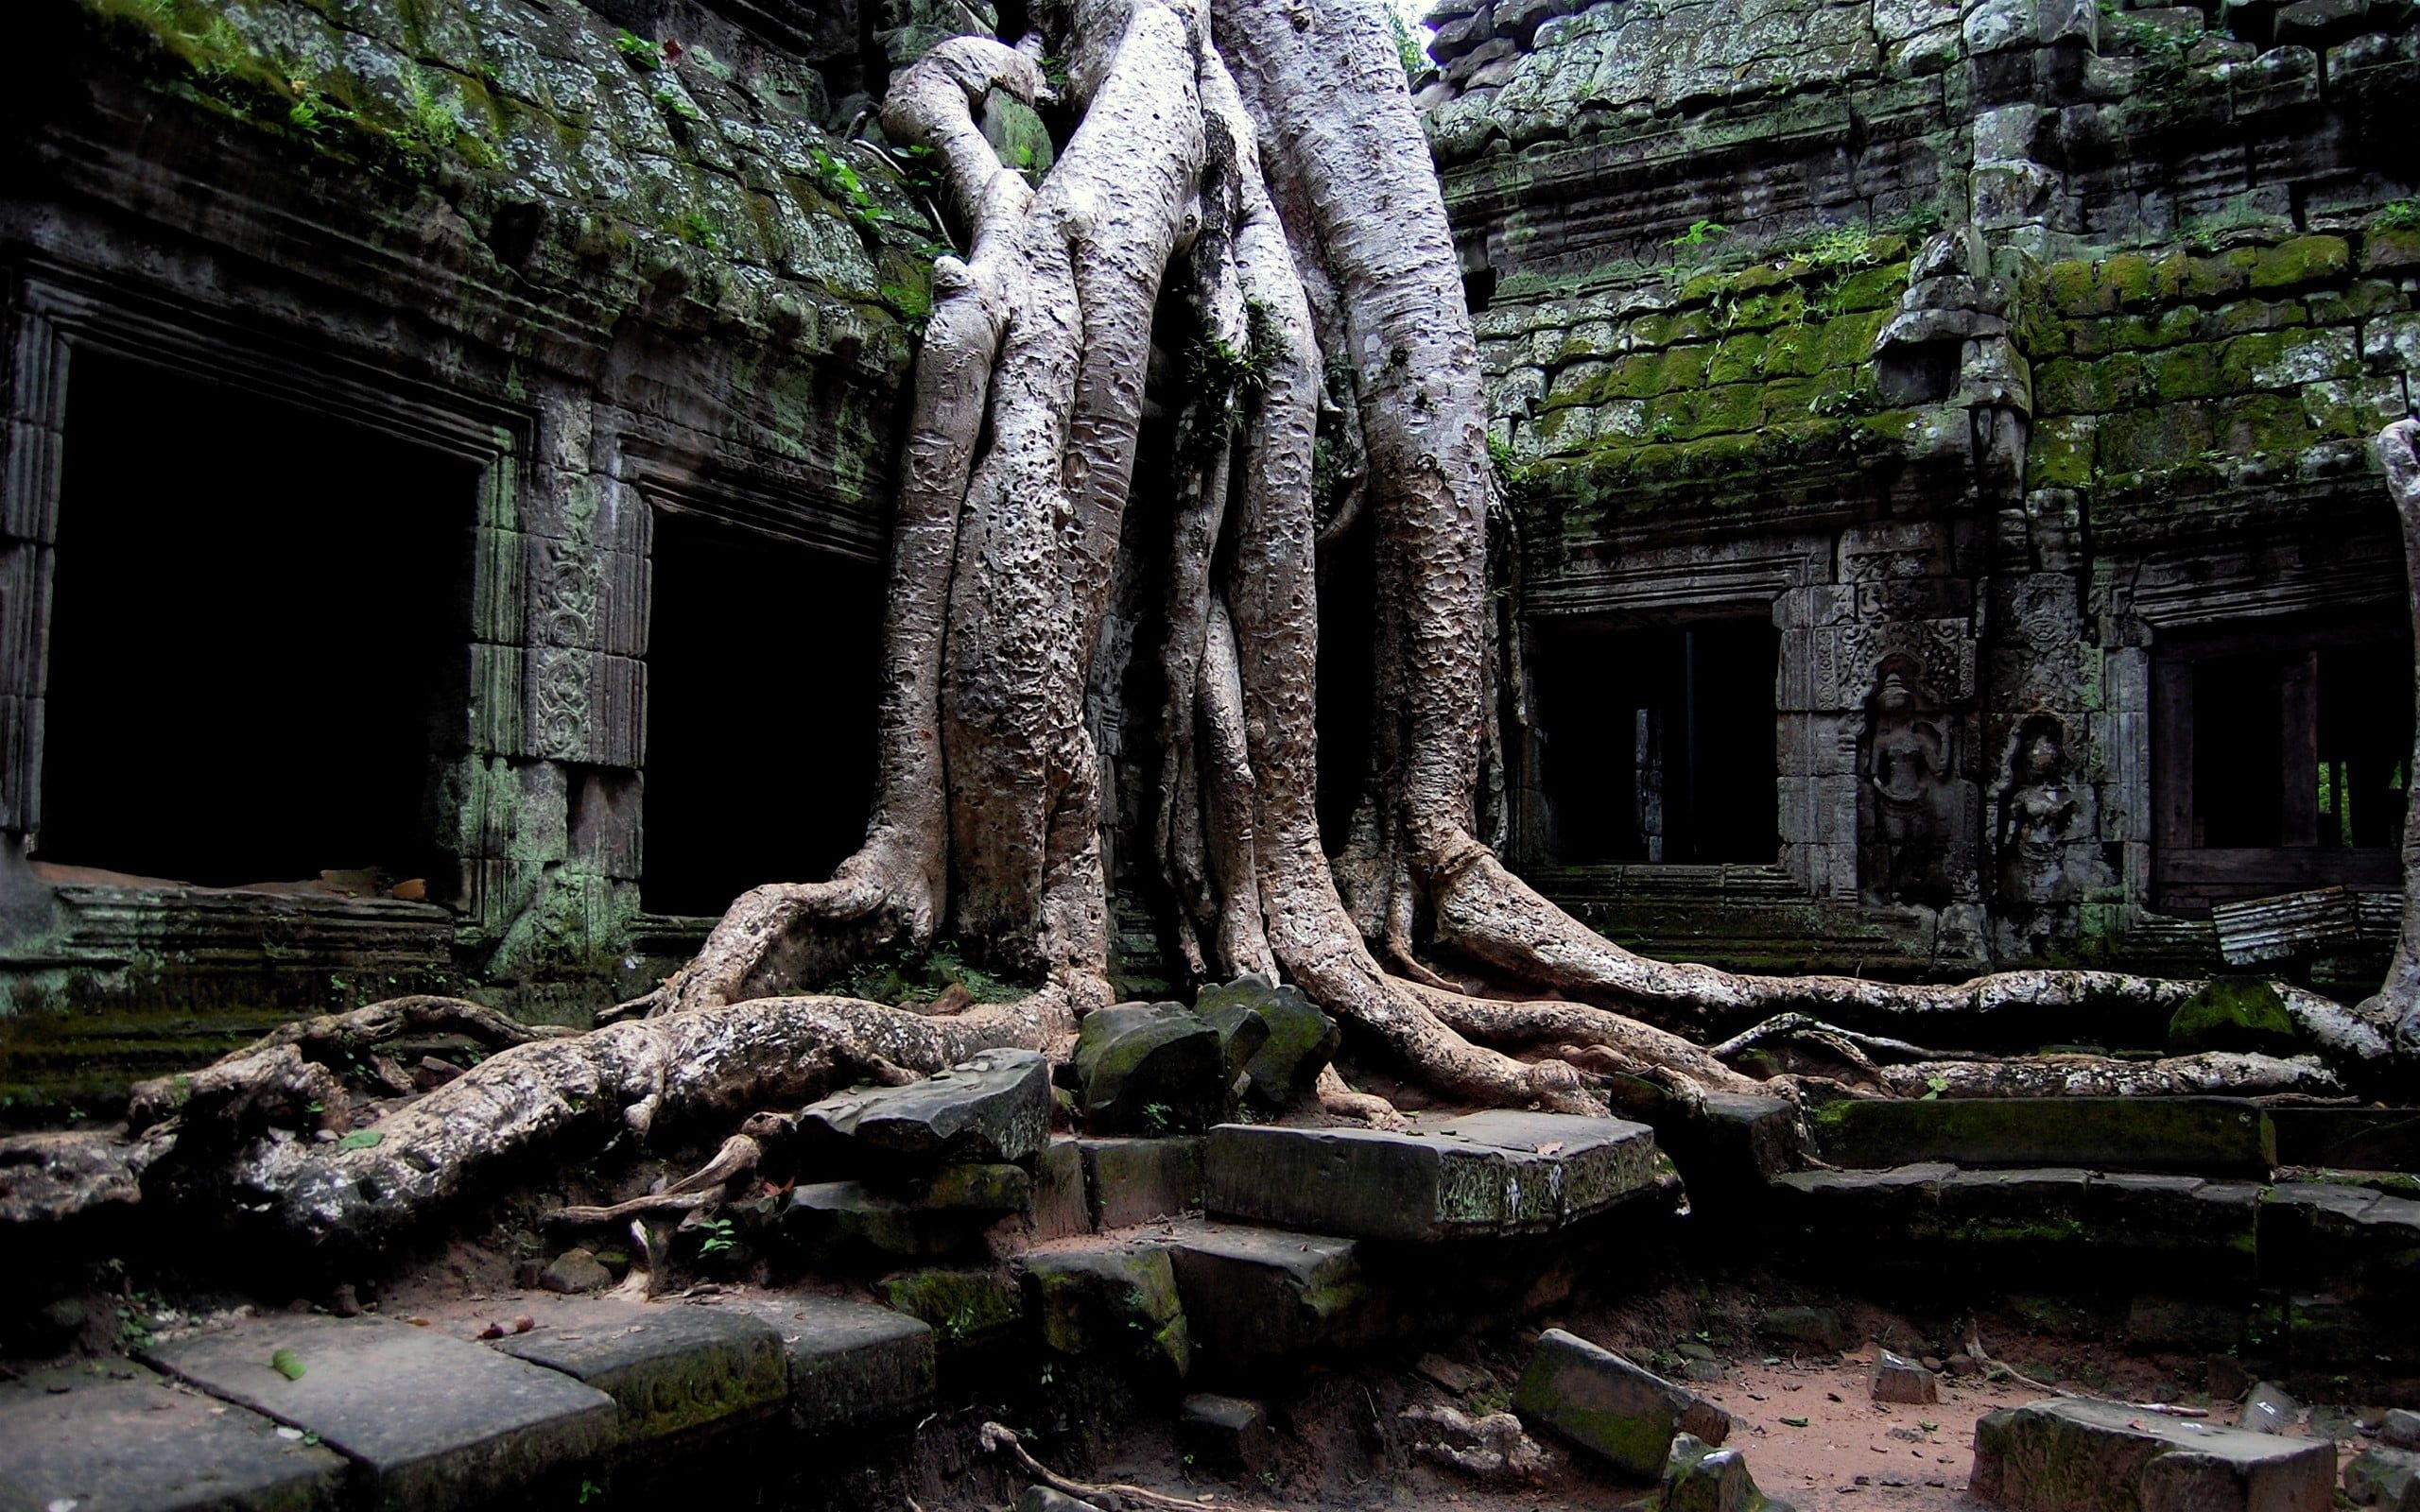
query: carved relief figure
[
  {"left": 1996, "top": 714, "right": 2081, "bottom": 915},
  {"left": 1859, "top": 657, "right": 1956, "bottom": 907}
]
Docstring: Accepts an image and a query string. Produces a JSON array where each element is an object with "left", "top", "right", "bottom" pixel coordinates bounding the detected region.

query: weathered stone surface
[
  {"left": 1016, "top": 1487, "right": 1107, "bottom": 1512},
  {"left": 1203, "top": 1111, "right": 1660, "bottom": 1241},
  {"left": 1513, "top": 1328, "right": 1732, "bottom": 1479},
  {"left": 1971, "top": 1397, "right": 2334, "bottom": 1512},
  {"left": 143, "top": 1315, "right": 614, "bottom": 1509},
  {"left": 2268, "top": 1108, "right": 2420, "bottom": 1172},
  {"left": 0, "top": 1362, "right": 350, "bottom": 1512},
  {"left": 1164, "top": 1220, "right": 1366, "bottom": 1366},
  {"left": 2168, "top": 980, "right": 2301, "bottom": 1056},
  {"left": 1029, "top": 1135, "right": 1095, "bottom": 1239},
  {"left": 1180, "top": 1392, "right": 1278, "bottom": 1476},
  {"left": 1870, "top": 1348, "right": 1940, "bottom": 1403},
  {"left": 2240, "top": 1381, "right": 2298, "bottom": 1434},
  {"left": 2383, "top": 1408, "right": 2420, "bottom": 1451},
  {"left": 1809, "top": 1096, "right": 2274, "bottom": 1175},
  {"left": 1664, "top": 1432, "right": 1793, "bottom": 1512},
  {"left": 491, "top": 1299, "right": 786, "bottom": 1447},
  {"left": 1073, "top": 1004, "right": 1229, "bottom": 1135},
  {"left": 879, "top": 1267, "right": 1027, "bottom": 1350},
  {"left": 801, "top": 1048, "right": 1052, "bottom": 1169},
  {"left": 540, "top": 1247, "right": 614, "bottom": 1294},
  {"left": 704, "top": 1294, "right": 936, "bottom": 1437},
  {"left": 786, "top": 1165, "right": 1032, "bottom": 1257},
  {"left": 1019, "top": 1242, "right": 1190, "bottom": 1375},
  {"left": 1759, "top": 1306, "right": 1848, "bottom": 1354},
  {"left": 1194, "top": 974, "right": 1341, "bottom": 1108},
  {"left": 1081, "top": 1136, "right": 1205, "bottom": 1228},
  {"left": 2259, "top": 1182, "right": 2420, "bottom": 1290},
  {"left": 2345, "top": 1446, "right": 2420, "bottom": 1509}
]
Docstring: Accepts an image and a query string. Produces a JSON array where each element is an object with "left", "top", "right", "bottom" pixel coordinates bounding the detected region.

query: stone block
[
  {"left": 1164, "top": 1220, "right": 1365, "bottom": 1366},
  {"left": 704, "top": 1294, "right": 935, "bottom": 1436},
  {"left": 2345, "top": 1446, "right": 2420, "bottom": 1509},
  {"left": 1080, "top": 1137, "right": 1204, "bottom": 1228},
  {"left": 2240, "top": 1381, "right": 2297, "bottom": 1434},
  {"left": 143, "top": 1315, "right": 615, "bottom": 1510},
  {"left": 785, "top": 1165, "right": 1032, "bottom": 1257},
  {"left": 0, "top": 1363, "right": 350, "bottom": 1512},
  {"left": 2384, "top": 1409, "right": 2420, "bottom": 1450},
  {"left": 1202, "top": 1111, "right": 1659, "bottom": 1241},
  {"left": 1194, "top": 974, "right": 1340, "bottom": 1108},
  {"left": 1073, "top": 1003, "right": 1228, "bottom": 1135},
  {"left": 1808, "top": 1096, "right": 2273, "bottom": 1175},
  {"left": 1971, "top": 1397, "right": 2333, "bottom": 1511},
  {"left": 1664, "top": 1432, "right": 1792, "bottom": 1512},
  {"left": 1018, "top": 1241, "right": 1189, "bottom": 1376},
  {"left": 800, "top": 1047, "right": 1051, "bottom": 1170},
  {"left": 2259, "top": 1182, "right": 2420, "bottom": 1290},
  {"left": 491, "top": 1299, "right": 787, "bottom": 1447},
  {"left": 1759, "top": 1306, "right": 1848, "bottom": 1354},
  {"left": 1029, "top": 1135, "right": 1094, "bottom": 1239},
  {"left": 1870, "top": 1349, "right": 1940, "bottom": 1403},
  {"left": 2266, "top": 1107, "right": 2420, "bottom": 1170},
  {"left": 878, "top": 1267, "right": 1027, "bottom": 1351},
  {"left": 1179, "top": 1393, "right": 1277, "bottom": 1477},
  {"left": 1512, "top": 1328, "right": 1731, "bottom": 1479}
]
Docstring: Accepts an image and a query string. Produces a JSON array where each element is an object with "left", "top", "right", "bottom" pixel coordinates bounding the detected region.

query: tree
[{"left": 4, "top": 0, "right": 2401, "bottom": 1250}]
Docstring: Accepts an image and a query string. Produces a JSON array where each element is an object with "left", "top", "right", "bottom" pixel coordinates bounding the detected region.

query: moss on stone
[
  {"left": 2168, "top": 978, "right": 2298, "bottom": 1056},
  {"left": 2248, "top": 234, "right": 2351, "bottom": 291}
]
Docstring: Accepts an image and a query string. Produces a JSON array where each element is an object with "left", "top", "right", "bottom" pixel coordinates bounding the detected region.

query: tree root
[
  {"left": 1880, "top": 1052, "right": 2341, "bottom": 1099},
  {"left": 1399, "top": 1404, "right": 1545, "bottom": 1483},
  {"left": 980, "top": 1420, "right": 1278, "bottom": 1512}
]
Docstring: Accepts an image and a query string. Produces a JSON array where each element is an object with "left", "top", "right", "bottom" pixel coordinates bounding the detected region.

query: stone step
[
  {"left": 694, "top": 1294, "right": 936, "bottom": 1436},
  {"left": 2268, "top": 1105, "right": 2420, "bottom": 1172},
  {"left": 1971, "top": 1396, "right": 2334, "bottom": 1512},
  {"left": 1808, "top": 1095, "right": 2276, "bottom": 1177},
  {"left": 1202, "top": 1110, "right": 1664, "bottom": 1242},
  {"left": 1162, "top": 1219, "right": 1368, "bottom": 1367},
  {"left": 489, "top": 1298, "right": 788, "bottom": 1449},
  {"left": 141, "top": 1314, "right": 617, "bottom": 1509},
  {"left": 0, "top": 1360, "right": 351, "bottom": 1512}
]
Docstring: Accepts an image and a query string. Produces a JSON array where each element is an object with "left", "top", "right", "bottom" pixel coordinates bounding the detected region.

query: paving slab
[
  {"left": 0, "top": 1362, "right": 349, "bottom": 1512},
  {"left": 1164, "top": 1220, "right": 1366, "bottom": 1366},
  {"left": 1202, "top": 1112, "right": 1658, "bottom": 1241},
  {"left": 1971, "top": 1396, "right": 2333, "bottom": 1512},
  {"left": 489, "top": 1298, "right": 786, "bottom": 1447},
  {"left": 703, "top": 1293, "right": 935, "bottom": 1436},
  {"left": 1512, "top": 1328, "right": 1732, "bottom": 1479},
  {"left": 142, "top": 1314, "right": 614, "bottom": 1511}
]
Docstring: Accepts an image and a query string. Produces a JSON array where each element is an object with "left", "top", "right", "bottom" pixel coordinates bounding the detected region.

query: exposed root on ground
[{"left": 981, "top": 1420, "right": 1280, "bottom": 1512}]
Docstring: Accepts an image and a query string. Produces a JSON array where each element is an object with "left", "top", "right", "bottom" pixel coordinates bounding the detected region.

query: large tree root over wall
[{"left": 7, "top": 2, "right": 2414, "bottom": 1248}]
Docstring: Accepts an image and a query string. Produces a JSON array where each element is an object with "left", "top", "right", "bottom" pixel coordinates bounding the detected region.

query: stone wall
[
  {"left": 0, "top": 0, "right": 933, "bottom": 1075},
  {"left": 1431, "top": 0, "right": 2420, "bottom": 980}
]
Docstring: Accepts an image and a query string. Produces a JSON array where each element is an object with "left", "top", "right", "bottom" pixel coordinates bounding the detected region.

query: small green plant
[
  {"left": 2373, "top": 199, "right": 2420, "bottom": 232},
  {"left": 882, "top": 282, "right": 933, "bottom": 337},
  {"left": 1386, "top": 8, "right": 1429, "bottom": 77},
  {"left": 1669, "top": 218, "right": 1728, "bottom": 249},
  {"left": 654, "top": 87, "right": 700, "bottom": 124},
  {"left": 1791, "top": 224, "right": 1880, "bottom": 271},
  {"left": 1140, "top": 1101, "right": 1174, "bottom": 1136},
  {"left": 1487, "top": 434, "right": 1534, "bottom": 504},
  {"left": 672, "top": 209, "right": 722, "bottom": 249},
  {"left": 614, "top": 29, "right": 663, "bottom": 70},
  {"left": 696, "top": 1217, "right": 737, "bottom": 1257}
]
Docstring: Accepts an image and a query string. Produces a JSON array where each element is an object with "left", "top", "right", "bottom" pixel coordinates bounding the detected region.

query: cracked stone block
[
  {"left": 1073, "top": 1004, "right": 1228, "bottom": 1136},
  {"left": 1870, "top": 1349, "right": 1941, "bottom": 1404},
  {"left": 1080, "top": 1137, "right": 1205, "bottom": 1228},
  {"left": 785, "top": 1164, "right": 1033, "bottom": 1258},
  {"left": 702, "top": 1294, "right": 935, "bottom": 1436},
  {"left": 1810, "top": 1097, "right": 2274, "bottom": 1176},
  {"left": 1180, "top": 1393, "right": 1278, "bottom": 1477},
  {"left": 1203, "top": 1111, "right": 1659, "bottom": 1241},
  {"left": 1165, "top": 1220, "right": 1366, "bottom": 1366},
  {"left": 1018, "top": 1241, "right": 1190, "bottom": 1376},
  {"left": 0, "top": 1362, "right": 350, "bottom": 1512},
  {"left": 491, "top": 1299, "right": 786, "bottom": 1448},
  {"left": 142, "top": 1315, "right": 614, "bottom": 1510},
  {"left": 1971, "top": 1397, "right": 2333, "bottom": 1512},
  {"left": 800, "top": 1047, "right": 1051, "bottom": 1170},
  {"left": 1512, "top": 1328, "right": 1733, "bottom": 1480},
  {"left": 1195, "top": 974, "right": 1340, "bottom": 1109},
  {"left": 2345, "top": 1446, "right": 2420, "bottom": 1509}
]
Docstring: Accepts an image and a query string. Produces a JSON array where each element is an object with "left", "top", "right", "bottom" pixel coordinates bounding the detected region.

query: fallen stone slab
[
  {"left": 1164, "top": 1219, "right": 1366, "bottom": 1366},
  {"left": 1081, "top": 1136, "right": 1204, "bottom": 1228},
  {"left": 2345, "top": 1446, "right": 2420, "bottom": 1509},
  {"left": 701, "top": 1294, "right": 936, "bottom": 1436},
  {"left": 1019, "top": 1241, "right": 1190, "bottom": 1376},
  {"left": 490, "top": 1298, "right": 787, "bottom": 1448},
  {"left": 2241, "top": 1380, "right": 2298, "bottom": 1434},
  {"left": 1971, "top": 1396, "right": 2334, "bottom": 1512},
  {"left": 1512, "top": 1328, "right": 1731, "bottom": 1480},
  {"left": 142, "top": 1314, "right": 615, "bottom": 1510},
  {"left": 1810, "top": 1096, "right": 2274, "bottom": 1176},
  {"left": 2384, "top": 1408, "right": 2420, "bottom": 1450},
  {"left": 1203, "top": 1111, "right": 1659, "bottom": 1241},
  {"left": 0, "top": 1361, "right": 350, "bottom": 1512},
  {"left": 1195, "top": 974, "right": 1340, "bottom": 1108},
  {"left": 1870, "top": 1349, "right": 1939, "bottom": 1404},
  {"left": 800, "top": 1048, "right": 1052, "bottom": 1170},
  {"left": 1073, "top": 1003, "right": 1228, "bottom": 1135}
]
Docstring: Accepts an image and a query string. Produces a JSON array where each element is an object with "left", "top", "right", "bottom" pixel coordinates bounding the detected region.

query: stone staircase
[{"left": 0, "top": 1090, "right": 1678, "bottom": 1511}]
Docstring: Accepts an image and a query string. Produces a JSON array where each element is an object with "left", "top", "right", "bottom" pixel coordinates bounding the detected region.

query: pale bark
[{"left": 2365, "top": 416, "right": 2420, "bottom": 1054}]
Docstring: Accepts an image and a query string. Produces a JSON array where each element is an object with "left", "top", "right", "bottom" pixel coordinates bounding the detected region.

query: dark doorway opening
[
  {"left": 642, "top": 509, "right": 884, "bottom": 917},
  {"left": 37, "top": 352, "right": 478, "bottom": 891},
  {"left": 1530, "top": 615, "right": 1780, "bottom": 865}
]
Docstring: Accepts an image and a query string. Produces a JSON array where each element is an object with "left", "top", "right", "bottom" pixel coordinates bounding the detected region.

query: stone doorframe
[{"left": 0, "top": 267, "right": 533, "bottom": 939}]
